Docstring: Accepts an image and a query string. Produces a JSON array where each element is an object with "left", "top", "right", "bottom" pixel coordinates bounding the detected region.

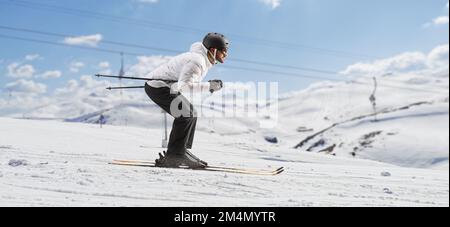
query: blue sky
[{"left": 0, "top": 0, "right": 448, "bottom": 94}]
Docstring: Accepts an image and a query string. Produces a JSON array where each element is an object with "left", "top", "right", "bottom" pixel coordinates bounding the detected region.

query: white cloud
[
  {"left": 66, "top": 80, "right": 79, "bottom": 92},
  {"left": 5, "top": 79, "right": 47, "bottom": 94},
  {"left": 25, "top": 54, "right": 40, "bottom": 61},
  {"left": 137, "top": 0, "right": 158, "bottom": 3},
  {"left": 433, "top": 16, "right": 449, "bottom": 25},
  {"left": 39, "top": 70, "right": 62, "bottom": 79},
  {"left": 128, "top": 55, "right": 171, "bottom": 77},
  {"left": 341, "top": 44, "right": 449, "bottom": 77},
  {"left": 7, "top": 63, "right": 35, "bottom": 78},
  {"left": 1, "top": 74, "right": 138, "bottom": 117},
  {"left": 259, "top": 0, "right": 282, "bottom": 9},
  {"left": 55, "top": 75, "right": 101, "bottom": 97},
  {"left": 70, "top": 61, "right": 85, "bottom": 73},
  {"left": 341, "top": 52, "right": 427, "bottom": 76},
  {"left": 54, "top": 75, "right": 132, "bottom": 100},
  {"left": 54, "top": 80, "right": 79, "bottom": 96},
  {"left": 427, "top": 44, "right": 449, "bottom": 69},
  {"left": 97, "top": 61, "right": 112, "bottom": 75},
  {"left": 98, "top": 61, "right": 110, "bottom": 68},
  {"left": 63, "top": 34, "right": 103, "bottom": 47},
  {"left": 426, "top": 2, "right": 450, "bottom": 26}
]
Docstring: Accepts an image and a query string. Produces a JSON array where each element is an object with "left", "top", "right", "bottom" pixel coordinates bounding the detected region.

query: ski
[
  {"left": 110, "top": 160, "right": 284, "bottom": 176},
  {"left": 112, "top": 159, "right": 284, "bottom": 173}
]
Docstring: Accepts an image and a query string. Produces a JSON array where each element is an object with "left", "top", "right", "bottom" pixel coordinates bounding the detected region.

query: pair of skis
[{"left": 110, "top": 159, "right": 284, "bottom": 176}]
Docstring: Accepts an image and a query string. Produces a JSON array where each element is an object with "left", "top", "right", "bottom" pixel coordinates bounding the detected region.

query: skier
[{"left": 144, "top": 33, "right": 229, "bottom": 169}]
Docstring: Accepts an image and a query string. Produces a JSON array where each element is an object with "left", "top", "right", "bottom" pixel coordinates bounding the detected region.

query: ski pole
[
  {"left": 95, "top": 74, "right": 177, "bottom": 83},
  {"left": 106, "top": 86, "right": 145, "bottom": 90}
]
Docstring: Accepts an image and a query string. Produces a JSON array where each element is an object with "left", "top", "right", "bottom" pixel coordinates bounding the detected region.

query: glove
[{"left": 209, "top": 80, "right": 223, "bottom": 93}]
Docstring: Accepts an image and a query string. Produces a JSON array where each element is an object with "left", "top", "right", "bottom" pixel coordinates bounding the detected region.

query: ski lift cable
[
  {"left": 0, "top": 33, "right": 447, "bottom": 95},
  {"left": 0, "top": 0, "right": 379, "bottom": 60}
]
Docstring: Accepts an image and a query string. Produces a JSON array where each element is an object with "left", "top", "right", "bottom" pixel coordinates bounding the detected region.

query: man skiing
[{"left": 144, "top": 33, "right": 229, "bottom": 169}]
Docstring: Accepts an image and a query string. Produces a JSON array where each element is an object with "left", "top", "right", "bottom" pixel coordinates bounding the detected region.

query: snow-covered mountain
[{"left": 275, "top": 76, "right": 449, "bottom": 170}]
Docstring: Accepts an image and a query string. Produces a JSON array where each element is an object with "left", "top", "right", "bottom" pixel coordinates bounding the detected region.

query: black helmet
[{"left": 203, "top": 33, "right": 229, "bottom": 51}]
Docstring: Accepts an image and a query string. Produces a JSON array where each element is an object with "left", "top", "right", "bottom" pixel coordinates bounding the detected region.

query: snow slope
[
  {"left": 0, "top": 117, "right": 448, "bottom": 207},
  {"left": 269, "top": 76, "right": 449, "bottom": 170}
]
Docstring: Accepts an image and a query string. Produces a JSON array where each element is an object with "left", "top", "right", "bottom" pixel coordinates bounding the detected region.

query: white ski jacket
[{"left": 146, "top": 42, "right": 213, "bottom": 94}]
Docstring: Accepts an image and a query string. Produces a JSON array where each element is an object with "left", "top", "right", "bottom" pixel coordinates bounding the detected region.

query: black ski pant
[{"left": 145, "top": 83, "right": 197, "bottom": 155}]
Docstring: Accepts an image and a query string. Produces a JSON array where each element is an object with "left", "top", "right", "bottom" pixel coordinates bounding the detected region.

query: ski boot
[
  {"left": 186, "top": 150, "right": 208, "bottom": 167},
  {"left": 155, "top": 151, "right": 206, "bottom": 169}
]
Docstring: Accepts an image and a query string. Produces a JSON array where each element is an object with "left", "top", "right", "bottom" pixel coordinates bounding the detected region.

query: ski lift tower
[
  {"left": 370, "top": 77, "right": 378, "bottom": 122},
  {"left": 118, "top": 52, "right": 128, "bottom": 126},
  {"left": 119, "top": 52, "right": 125, "bottom": 96}
]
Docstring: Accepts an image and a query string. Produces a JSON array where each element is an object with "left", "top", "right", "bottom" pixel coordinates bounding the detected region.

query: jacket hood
[
  {"left": 190, "top": 42, "right": 213, "bottom": 69},
  {"left": 190, "top": 42, "right": 208, "bottom": 55}
]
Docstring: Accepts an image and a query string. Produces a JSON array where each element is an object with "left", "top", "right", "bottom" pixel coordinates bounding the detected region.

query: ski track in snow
[{"left": 0, "top": 117, "right": 448, "bottom": 207}]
